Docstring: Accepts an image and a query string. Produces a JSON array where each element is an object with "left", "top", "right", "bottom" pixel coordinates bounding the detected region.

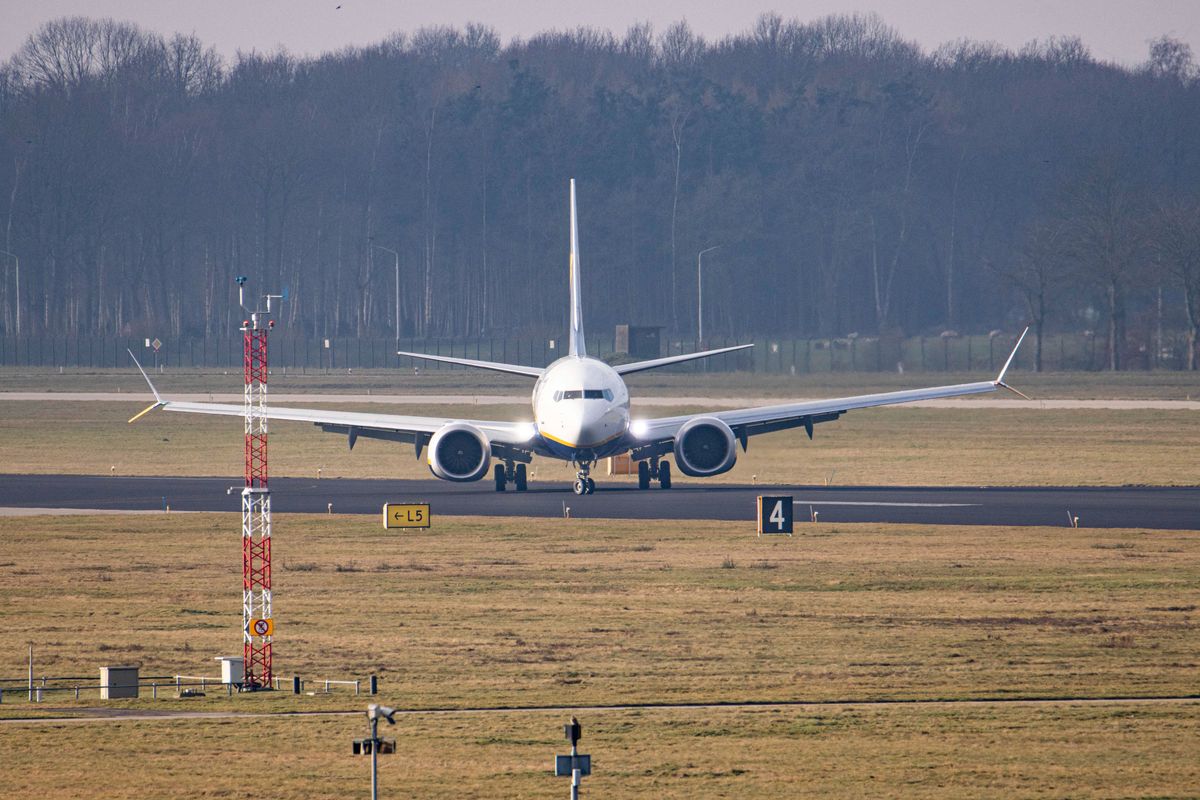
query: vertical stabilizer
[{"left": 568, "top": 178, "right": 587, "bottom": 357}]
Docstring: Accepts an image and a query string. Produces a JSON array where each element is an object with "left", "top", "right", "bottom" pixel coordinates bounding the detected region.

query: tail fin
[{"left": 568, "top": 178, "right": 586, "bottom": 357}]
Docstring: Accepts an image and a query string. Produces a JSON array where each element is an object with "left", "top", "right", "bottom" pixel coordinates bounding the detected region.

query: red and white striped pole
[{"left": 238, "top": 279, "right": 279, "bottom": 690}]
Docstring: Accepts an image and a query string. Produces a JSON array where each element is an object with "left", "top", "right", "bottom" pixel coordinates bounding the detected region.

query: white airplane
[{"left": 131, "top": 179, "right": 1028, "bottom": 496}]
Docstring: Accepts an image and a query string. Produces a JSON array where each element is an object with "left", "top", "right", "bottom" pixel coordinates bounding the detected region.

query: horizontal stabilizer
[
  {"left": 397, "top": 350, "right": 544, "bottom": 378},
  {"left": 613, "top": 343, "right": 754, "bottom": 376}
]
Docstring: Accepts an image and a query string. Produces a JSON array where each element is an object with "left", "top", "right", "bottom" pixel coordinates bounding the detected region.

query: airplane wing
[
  {"left": 395, "top": 350, "right": 544, "bottom": 377},
  {"left": 126, "top": 353, "right": 537, "bottom": 456},
  {"left": 612, "top": 344, "right": 754, "bottom": 375},
  {"left": 626, "top": 329, "right": 1029, "bottom": 455}
]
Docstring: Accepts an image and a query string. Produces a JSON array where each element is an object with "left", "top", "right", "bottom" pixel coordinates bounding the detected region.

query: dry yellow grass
[
  {"left": 2, "top": 703, "right": 1198, "bottom": 799},
  {"left": 1, "top": 514, "right": 1197, "bottom": 708},
  {"left": 0, "top": 512, "right": 1198, "bottom": 798},
  {"left": 0, "top": 399, "right": 1194, "bottom": 486}
]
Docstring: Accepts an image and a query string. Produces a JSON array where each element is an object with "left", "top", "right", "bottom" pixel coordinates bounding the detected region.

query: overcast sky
[{"left": 2, "top": 0, "right": 1197, "bottom": 67}]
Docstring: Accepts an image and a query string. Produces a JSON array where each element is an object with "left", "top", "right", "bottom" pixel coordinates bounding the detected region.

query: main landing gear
[
  {"left": 494, "top": 462, "right": 528, "bottom": 492},
  {"left": 637, "top": 458, "right": 672, "bottom": 490}
]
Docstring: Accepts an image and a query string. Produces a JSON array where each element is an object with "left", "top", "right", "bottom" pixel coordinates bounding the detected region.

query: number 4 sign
[{"left": 756, "top": 496, "right": 794, "bottom": 535}]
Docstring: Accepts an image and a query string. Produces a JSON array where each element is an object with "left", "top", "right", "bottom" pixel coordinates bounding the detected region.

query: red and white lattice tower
[{"left": 239, "top": 283, "right": 281, "bottom": 690}]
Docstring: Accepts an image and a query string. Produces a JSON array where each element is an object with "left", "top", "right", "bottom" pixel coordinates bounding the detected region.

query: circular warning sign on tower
[{"left": 250, "top": 618, "right": 274, "bottom": 637}]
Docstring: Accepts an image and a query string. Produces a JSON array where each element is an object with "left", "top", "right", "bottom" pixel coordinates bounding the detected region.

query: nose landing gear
[{"left": 572, "top": 458, "right": 597, "bottom": 495}]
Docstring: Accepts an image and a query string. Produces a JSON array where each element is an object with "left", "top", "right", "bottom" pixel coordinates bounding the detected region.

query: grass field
[
  {"left": 0, "top": 512, "right": 1197, "bottom": 797},
  {"left": 0, "top": 399, "right": 1194, "bottom": 486},
  {"left": 3, "top": 703, "right": 1198, "bottom": 799}
]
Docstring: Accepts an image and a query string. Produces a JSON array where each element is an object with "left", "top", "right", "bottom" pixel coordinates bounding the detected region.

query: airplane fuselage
[{"left": 531, "top": 356, "right": 631, "bottom": 462}]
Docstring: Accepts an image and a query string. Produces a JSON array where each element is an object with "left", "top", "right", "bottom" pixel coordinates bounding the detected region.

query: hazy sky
[{"left": 2, "top": 0, "right": 1198, "bottom": 66}]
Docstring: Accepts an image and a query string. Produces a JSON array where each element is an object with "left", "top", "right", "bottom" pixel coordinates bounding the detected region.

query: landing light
[
  {"left": 517, "top": 423, "right": 537, "bottom": 441},
  {"left": 630, "top": 420, "right": 649, "bottom": 438}
]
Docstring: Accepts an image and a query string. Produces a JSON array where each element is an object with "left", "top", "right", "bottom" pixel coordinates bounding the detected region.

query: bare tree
[
  {"left": 1150, "top": 198, "right": 1200, "bottom": 369},
  {"left": 988, "top": 222, "right": 1071, "bottom": 371},
  {"left": 1065, "top": 165, "right": 1146, "bottom": 370}
]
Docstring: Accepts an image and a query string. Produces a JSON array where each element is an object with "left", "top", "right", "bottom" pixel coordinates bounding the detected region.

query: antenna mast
[{"left": 236, "top": 276, "right": 282, "bottom": 690}]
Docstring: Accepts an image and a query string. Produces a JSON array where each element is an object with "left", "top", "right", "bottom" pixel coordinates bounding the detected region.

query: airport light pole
[
  {"left": 0, "top": 250, "right": 18, "bottom": 335},
  {"left": 371, "top": 245, "right": 401, "bottom": 348},
  {"left": 697, "top": 245, "right": 721, "bottom": 344}
]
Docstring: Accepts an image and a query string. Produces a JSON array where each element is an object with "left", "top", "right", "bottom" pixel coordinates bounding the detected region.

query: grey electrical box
[
  {"left": 100, "top": 665, "right": 139, "bottom": 699},
  {"left": 555, "top": 754, "right": 591, "bottom": 777},
  {"left": 615, "top": 325, "right": 662, "bottom": 359}
]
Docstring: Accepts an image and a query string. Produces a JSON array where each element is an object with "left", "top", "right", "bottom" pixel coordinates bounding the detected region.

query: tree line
[{"left": 1, "top": 13, "right": 1198, "bottom": 369}]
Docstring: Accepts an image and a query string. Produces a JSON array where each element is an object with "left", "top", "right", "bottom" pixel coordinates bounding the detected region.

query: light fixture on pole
[
  {"left": 353, "top": 704, "right": 397, "bottom": 800},
  {"left": 697, "top": 245, "right": 721, "bottom": 344},
  {"left": 371, "top": 245, "right": 401, "bottom": 347},
  {"left": 0, "top": 250, "right": 18, "bottom": 335}
]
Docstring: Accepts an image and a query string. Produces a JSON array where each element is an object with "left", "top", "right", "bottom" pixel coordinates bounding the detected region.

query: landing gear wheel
[
  {"left": 515, "top": 463, "right": 528, "bottom": 492},
  {"left": 494, "top": 464, "right": 506, "bottom": 492},
  {"left": 586, "top": 478, "right": 596, "bottom": 494},
  {"left": 659, "top": 461, "right": 672, "bottom": 489},
  {"left": 637, "top": 460, "right": 650, "bottom": 490},
  {"left": 573, "top": 479, "right": 587, "bottom": 496}
]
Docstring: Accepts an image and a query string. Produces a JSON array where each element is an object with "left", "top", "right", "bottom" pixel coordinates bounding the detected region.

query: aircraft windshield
[{"left": 554, "top": 389, "right": 614, "bottom": 401}]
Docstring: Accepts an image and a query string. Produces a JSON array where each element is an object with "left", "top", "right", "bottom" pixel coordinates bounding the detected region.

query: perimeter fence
[
  {"left": 0, "top": 332, "right": 1191, "bottom": 372},
  {"left": 0, "top": 673, "right": 367, "bottom": 703}
]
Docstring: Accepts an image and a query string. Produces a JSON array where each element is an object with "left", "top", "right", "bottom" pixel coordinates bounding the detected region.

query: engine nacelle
[
  {"left": 673, "top": 416, "right": 737, "bottom": 477},
  {"left": 428, "top": 422, "right": 491, "bottom": 482}
]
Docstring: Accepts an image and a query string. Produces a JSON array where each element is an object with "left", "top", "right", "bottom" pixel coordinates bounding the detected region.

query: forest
[{"left": 1, "top": 12, "right": 1198, "bottom": 369}]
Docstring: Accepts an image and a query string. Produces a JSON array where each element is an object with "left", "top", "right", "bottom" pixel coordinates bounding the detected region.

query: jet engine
[
  {"left": 673, "top": 416, "right": 737, "bottom": 477},
  {"left": 428, "top": 422, "right": 491, "bottom": 482}
]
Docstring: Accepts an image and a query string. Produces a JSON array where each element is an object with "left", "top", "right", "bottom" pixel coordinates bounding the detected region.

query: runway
[{"left": 1, "top": 474, "right": 1196, "bottom": 529}]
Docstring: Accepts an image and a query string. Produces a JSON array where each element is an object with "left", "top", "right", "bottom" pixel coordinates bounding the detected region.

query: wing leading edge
[
  {"left": 627, "top": 328, "right": 1029, "bottom": 452},
  {"left": 126, "top": 351, "right": 537, "bottom": 454}
]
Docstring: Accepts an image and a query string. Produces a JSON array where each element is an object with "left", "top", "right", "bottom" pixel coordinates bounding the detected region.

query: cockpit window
[{"left": 555, "top": 389, "right": 610, "bottom": 401}]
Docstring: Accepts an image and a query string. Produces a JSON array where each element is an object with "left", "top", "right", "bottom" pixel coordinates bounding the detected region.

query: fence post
[
  {"left": 153, "top": 682, "right": 157, "bottom": 699},
  {"left": 355, "top": 680, "right": 360, "bottom": 696}
]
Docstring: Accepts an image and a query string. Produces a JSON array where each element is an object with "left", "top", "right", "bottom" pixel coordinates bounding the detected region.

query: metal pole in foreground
[
  {"left": 571, "top": 738, "right": 580, "bottom": 800},
  {"left": 370, "top": 714, "right": 379, "bottom": 800}
]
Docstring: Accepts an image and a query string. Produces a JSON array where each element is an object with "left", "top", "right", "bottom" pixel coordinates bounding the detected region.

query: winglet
[
  {"left": 127, "top": 348, "right": 164, "bottom": 422},
  {"left": 994, "top": 327, "right": 1031, "bottom": 399}
]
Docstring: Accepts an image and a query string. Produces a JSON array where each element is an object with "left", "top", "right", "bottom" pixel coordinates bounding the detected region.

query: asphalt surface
[{"left": 1, "top": 474, "right": 1196, "bottom": 529}]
